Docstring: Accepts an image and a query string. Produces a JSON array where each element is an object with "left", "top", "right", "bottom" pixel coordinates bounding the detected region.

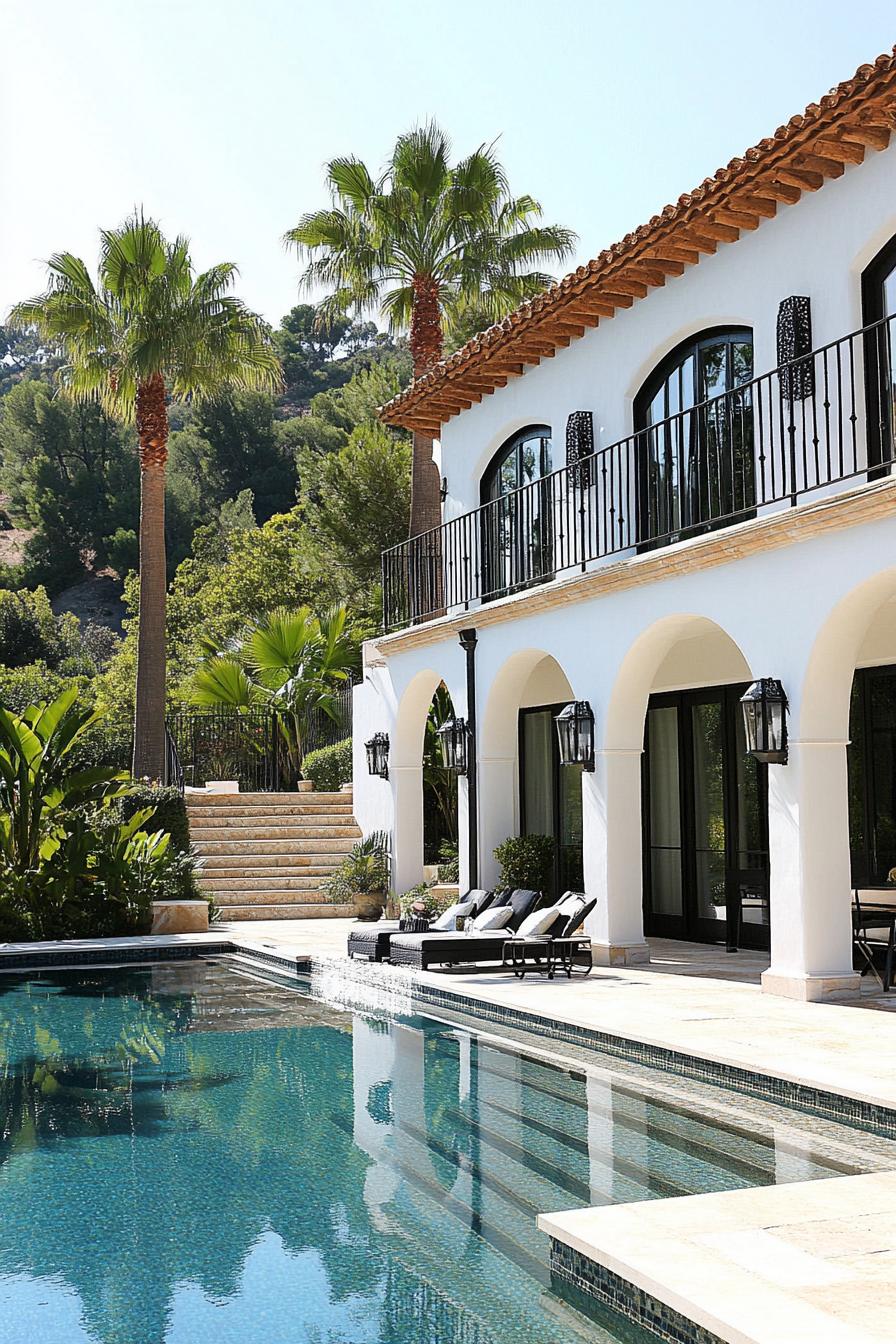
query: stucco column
[
  {"left": 761, "top": 739, "right": 860, "bottom": 1000},
  {"left": 391, "top": 765, "right": 424, "bottom": 896},
  {"left": 583, "top": 748, "right": 650, "bottom": 965},
  {"left": 477, "top": 754, "right": 517, "bottom": 889}
]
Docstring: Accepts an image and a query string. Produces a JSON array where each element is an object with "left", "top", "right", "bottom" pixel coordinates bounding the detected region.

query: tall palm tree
[
  {"left": 9, "top": 214, "right": 282, "bottom": 780},
  {"left": 285, "top": 124, "right": 576, "bottom": 535}
]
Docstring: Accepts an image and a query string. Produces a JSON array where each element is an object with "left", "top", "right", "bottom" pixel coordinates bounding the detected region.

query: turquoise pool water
[{"left": 0, "top": 960, "right": 878, "bottom": 1344}]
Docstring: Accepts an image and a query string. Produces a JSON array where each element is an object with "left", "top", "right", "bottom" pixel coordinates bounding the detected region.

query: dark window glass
[
  {"left": 849, "top": 667, "right": 896, "bottom": 884},
  {"left": 481, "top": 427, "right": 553, "bottom": 599},
  {"left": 635, "top": 329, "right": 755, "bottom": 548}
]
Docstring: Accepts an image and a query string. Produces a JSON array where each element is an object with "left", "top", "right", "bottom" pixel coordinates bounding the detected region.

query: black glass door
[
  {"left": 862, "top": 238, "right": 896, "bottom": 474},
  {"left": 643, "top": 685, "right": 769, "bottom": 948},
  {"left": 519, "top": 704, "right": 584, "bottom": 899},
  {"left": 635, "top": 329, "right": 754, "bottom": 549},
  {"left": 849, "top": 665, "right": 896, "bottom": 883},
  {"left": 481, "top": 428, "right": 553, "bottom": 599}
]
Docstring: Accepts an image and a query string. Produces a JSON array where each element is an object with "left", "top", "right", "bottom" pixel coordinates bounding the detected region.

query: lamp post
[
  {"left": 365, "top": 732, "right": 390, "bottom": 779},
  {"left": 740, "top": 679, "right": 788, "bottom": 764},
  {"left": 555, "top": 701, "right": 596, "bottom": 771}
]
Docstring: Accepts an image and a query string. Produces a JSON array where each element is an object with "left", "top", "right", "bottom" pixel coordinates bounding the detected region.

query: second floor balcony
[{"left": 382, "top": 314, "right": 896, "bottom": 634}]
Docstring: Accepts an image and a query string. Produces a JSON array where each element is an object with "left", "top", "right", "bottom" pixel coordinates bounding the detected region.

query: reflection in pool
[{"left": 0, "top": 960, "right": 879, "bottom": 1344}]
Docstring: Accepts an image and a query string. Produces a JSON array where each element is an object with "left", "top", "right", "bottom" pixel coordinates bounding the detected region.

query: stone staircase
[{"left": 186, "top": 787, "right": 361, "bottom": 920}]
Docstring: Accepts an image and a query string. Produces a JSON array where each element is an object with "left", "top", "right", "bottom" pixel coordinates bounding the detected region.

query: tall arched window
[
  {"left": 862, "top": 236, "right": 896, "bottom": 472},
  {"left": 480, "top": 426, "right": 553, "bottom": 598},
  {"left": 634, "top": 328, "right": 754, "bottom": 548}
]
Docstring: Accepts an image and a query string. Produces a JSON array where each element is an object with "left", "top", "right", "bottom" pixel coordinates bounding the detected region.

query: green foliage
[
  {"left": 493, "top": 833, "right": 555, "bottom": 898},
  {"left": 398, "top": 881, "right": 455, "bottom": 919},
  {"left": 285, "top": 123, "right": 576, "bottom": 357},
  {"left": 437, "top": 839, "right": 460, "bottom": 884},
  {"left": 192, "top": 604, "right": 358, "bottom": 781},
  {"left": 322, "top": 831, "right": 390, "bottom": 904},
  {"left": 302, "top": 737, "right": 352, "bottom": 793},
  {"left": 0, "top": 586, "right": 67, "bottom": 668},
  {"left": 300, "top": 423, "right": 410, "bottom": 602},
  {"left": 121, "top": 785, "right": 191, "bottom": 853}
]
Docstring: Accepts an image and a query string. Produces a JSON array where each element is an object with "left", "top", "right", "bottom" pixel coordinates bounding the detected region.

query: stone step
[
  {"left": 218, "top": 903, "right": 354, "bottom": 920},
  {"left": 199, "top": 852, "right": 346, "bottom": 870},
  {"left": 189, "top": 823, "right": 360, "bottom": 842},
  {"left": 201, "top": 874, "right": 336, "bottom": 892},
  {"left": 191, "top": 837, "right": 356, "bottom": 855},
  {"left": 186, "top": 791, "right": 351, "bottom": 807},
  {"left": 188, "top": 809, "right": 356, "bottom": 825},
  {"left": 200, "top": 864, "right": 337, "bottom": 881},
  {"left": 208, "top": 881, "right": 331, "bottom": 903}
]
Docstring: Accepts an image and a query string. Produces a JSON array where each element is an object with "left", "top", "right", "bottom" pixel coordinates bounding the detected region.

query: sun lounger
[
  {"left": 388, "top": 889, "right": 541, "bottom": 970},
  {"left": 346, "top": 891, "right": 490, "bottom": 961}
]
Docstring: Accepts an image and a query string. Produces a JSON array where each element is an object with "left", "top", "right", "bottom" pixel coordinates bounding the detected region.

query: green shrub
[
  {"left": 0, "top": 587, "right": 66, "bottom": 669},
  {"left": 322, "top": 830, "right": 389, "bottom": 904},
  {"left": 437, "top": 838, "right": 459, "bottom": 884},
  {"left": 121, "top": 785, "right": 191, "bottom": 852},
  {"left": 493, "top": 834, "right": 555, "bottom": 899},
  {"left": 398, "top": 881, "right": 455, "bottom": 919},
  {"left": 302, "top": 737, "right": 352, "bottom": 792}
]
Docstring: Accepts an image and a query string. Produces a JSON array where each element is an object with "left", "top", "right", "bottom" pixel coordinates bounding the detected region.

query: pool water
[{"left": 0, "top": 960, "right": 881, "bottom": 1344}]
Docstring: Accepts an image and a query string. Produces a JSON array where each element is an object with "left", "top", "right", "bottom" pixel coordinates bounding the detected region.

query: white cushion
[
  {"left": 431, "top": 900, "right": 475, "bottom": 932},
  {"left": 557, "top": 893, "right": 585, "bottom": 916},
  {"left": 471, "top": 905, "right": 514, "bottom": 931},
  {"left": 516, "top": 906, "right": 562, "bottom": 938}
]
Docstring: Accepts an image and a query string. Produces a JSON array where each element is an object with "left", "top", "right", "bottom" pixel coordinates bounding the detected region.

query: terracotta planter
[{"left": 353, "top": 892, "right": 384, "bottom": 921}]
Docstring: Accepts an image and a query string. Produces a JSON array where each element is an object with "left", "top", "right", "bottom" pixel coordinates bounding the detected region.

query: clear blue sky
[{"left": 3, "top": 1, "right": 895, "bottom": 326}]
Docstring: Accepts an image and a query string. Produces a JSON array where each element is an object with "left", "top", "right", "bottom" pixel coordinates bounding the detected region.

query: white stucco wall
[{"left": 438, "top": 142, "right": 896, "bottom": 523}]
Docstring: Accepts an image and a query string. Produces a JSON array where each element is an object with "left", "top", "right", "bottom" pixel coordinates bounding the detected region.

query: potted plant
[
  {"left": 323, "top": 831, "right": 390, "bottom": 921},
  {"left": 493, "top": 833, "right": 556, "bottom": 899}
]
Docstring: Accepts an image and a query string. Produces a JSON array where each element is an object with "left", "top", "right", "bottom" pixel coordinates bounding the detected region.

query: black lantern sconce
[
  {"left": 554, "top": 701, "right": 595, "bottom": 771},
  {"left": 437, "top": 716, "right": 469, "bottom": 774},
  {"left": 740, "top": 679, "right": 788, "bottom": 764},
  {"left": 365, "top": 732, "right": 390, "bottom": 779}
]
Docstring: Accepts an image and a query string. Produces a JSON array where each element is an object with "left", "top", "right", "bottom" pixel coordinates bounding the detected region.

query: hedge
[{"left": 303, "top": 738, "right": 352, "bottom": 793}]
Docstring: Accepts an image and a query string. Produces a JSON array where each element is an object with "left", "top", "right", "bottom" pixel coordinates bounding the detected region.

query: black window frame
[
  {"left": 861, "top": 235, "right": 896, "bottom": 476},
  {"left": 479, "top": 425, "right": 554, "bottom": 600},
  {"left": 634, "top": 326, "right": 755, "bottom": 550}
]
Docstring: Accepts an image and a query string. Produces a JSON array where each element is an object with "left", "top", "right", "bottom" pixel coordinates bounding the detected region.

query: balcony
[{"left": 382, "top": 316, "right": 896, "bottom": 633}]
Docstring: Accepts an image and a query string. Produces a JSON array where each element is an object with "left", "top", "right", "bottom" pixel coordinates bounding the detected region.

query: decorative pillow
[
  {"left": 431, "top": 900, "right": 475, "bottom": 932},
  {"left": 516, "top": 907, "right": 562, "bottom": 938},
  {"left": 471, "top": 905, "right": 514, "bottom": 931},
  {"left": 557, "top": 892, "right": 586, "bottom": 916}
]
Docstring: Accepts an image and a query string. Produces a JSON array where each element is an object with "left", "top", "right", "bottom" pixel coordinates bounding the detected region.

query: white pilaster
[
  {"left": 762, "top": 739, "right": 860, "bottom": 1000},
  {"left": 583, "top": 748, "right": 650, "bottom": 965}
]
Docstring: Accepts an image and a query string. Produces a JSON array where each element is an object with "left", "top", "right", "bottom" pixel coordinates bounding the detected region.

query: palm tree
[
  {"left": 8, "top": 213, "right": 282, "bottom": 780},
  {"left": 192, "top": 605, "right": 357, "bottom": 784},
  {"left": 285, "top": 124, "right": 576, "bottom": 535}
]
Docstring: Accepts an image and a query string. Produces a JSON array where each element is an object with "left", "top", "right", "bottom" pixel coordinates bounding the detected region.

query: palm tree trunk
[
  {"left": 409, "top": 276, "right": 443, "bottom": 539},
  {"left": 132, "top": 373, "right": 169, "bottom": 781}
]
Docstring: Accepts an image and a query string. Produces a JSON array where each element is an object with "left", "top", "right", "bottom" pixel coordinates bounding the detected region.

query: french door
[
  {"left": 642, "top": 685, "right": 769, "bottom": 949},
  {"left": 862, "top": 237, "right": 896, "bottom": 475},
  {"left": 519, "top": 705, "right": 584, "bottom": 899}
]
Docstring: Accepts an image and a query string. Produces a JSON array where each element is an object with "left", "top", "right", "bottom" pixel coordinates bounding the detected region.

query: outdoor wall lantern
[
  {"left": 554, "top": 701, "right": 596, "bottom": 771},
  {"left": 740, "top": 679, "right": 789, "bottom": 764},
  {"left": 437, "top": 716, "right": 469, "bottom": 774},
  {"left": 365, "top": 732, "right": 390, "bottom": 779}
]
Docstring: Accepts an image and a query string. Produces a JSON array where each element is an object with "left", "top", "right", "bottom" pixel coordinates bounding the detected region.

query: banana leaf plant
[{"left": 192, "top": 605, "right": 357, "bottom": 785}]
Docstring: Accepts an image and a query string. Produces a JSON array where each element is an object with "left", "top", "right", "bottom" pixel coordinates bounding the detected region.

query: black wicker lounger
[
  {"left": 346, "top": 891, "right": 493, "bottom": 962},
  {"left": 388, "top": 890, "right": 541, "bottom": 971}
]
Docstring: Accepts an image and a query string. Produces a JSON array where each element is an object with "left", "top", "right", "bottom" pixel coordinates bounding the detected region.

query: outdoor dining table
[{"left": 852, "top": 888, "right": 896, "bottom": 991}]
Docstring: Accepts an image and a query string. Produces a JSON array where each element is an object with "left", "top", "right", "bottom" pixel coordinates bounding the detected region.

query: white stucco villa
[{"left": 353, "top": 48, "right": 896, "bottom": 1002}]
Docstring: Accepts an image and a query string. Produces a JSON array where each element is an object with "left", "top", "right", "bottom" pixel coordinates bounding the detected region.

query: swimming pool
[{"left": 0, "top": 959, "right": 887, "bottom": 1344}]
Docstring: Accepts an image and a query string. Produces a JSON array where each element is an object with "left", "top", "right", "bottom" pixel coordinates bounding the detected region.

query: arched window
[
  {"left": 862, "top": 236, "right": 896, "bottom": 471},
  {"left": 634, "top": 328, "right": 754, "bottom": 548},
  {"left": 480, "top": 426, "right": 553, "bottom": 598}
]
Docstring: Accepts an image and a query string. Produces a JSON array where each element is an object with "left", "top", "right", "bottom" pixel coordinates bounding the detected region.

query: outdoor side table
[
  {"left": 501, "top": 937, "right": 552, "bottom": 978},
  {"left": 548, "top": 936, "right": 593, "bottom": 979}
]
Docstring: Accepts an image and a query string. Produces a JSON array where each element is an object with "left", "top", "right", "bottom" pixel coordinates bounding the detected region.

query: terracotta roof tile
[{"left": 381, "top": 47, "right": 896, "bottom": 431}]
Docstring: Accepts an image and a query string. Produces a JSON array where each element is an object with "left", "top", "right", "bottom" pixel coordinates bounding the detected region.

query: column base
[
  {"left": 761, "top": 969, "right": 862, "bottom": 1001},
  {"left": 590, "top": 941, "right": 651, "bottom": 968}
]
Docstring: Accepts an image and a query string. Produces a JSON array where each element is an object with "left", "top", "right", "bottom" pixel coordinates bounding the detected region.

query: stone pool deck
[{"left": 4, "top": 918, "right": 896, "bottom": 1344}]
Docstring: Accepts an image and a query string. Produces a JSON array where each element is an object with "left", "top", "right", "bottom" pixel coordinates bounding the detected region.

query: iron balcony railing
[{"left": 383, "top": 314, "right": 896, "bottom": 633}]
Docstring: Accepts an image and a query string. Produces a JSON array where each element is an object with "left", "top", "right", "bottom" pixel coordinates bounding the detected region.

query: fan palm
[
  {"left": 8, "top": 213, "right": 282, "bottom": 780},
  {"left": 192, "top": 605, "right": 357, "bottom": 783},
  {"left": 285, "top": 123, "right": 576, "bottom": 533}
]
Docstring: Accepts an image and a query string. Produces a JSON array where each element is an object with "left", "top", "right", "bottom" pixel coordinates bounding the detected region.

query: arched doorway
[
  {"left": 635, "top": 327, "right": 754, "bottom": 548},
  {"left": 606, "top": 615, "right": 763, "bottom": 947},
  {"left": 422, "top": 683, "right": 459, "bottom": 876}
]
